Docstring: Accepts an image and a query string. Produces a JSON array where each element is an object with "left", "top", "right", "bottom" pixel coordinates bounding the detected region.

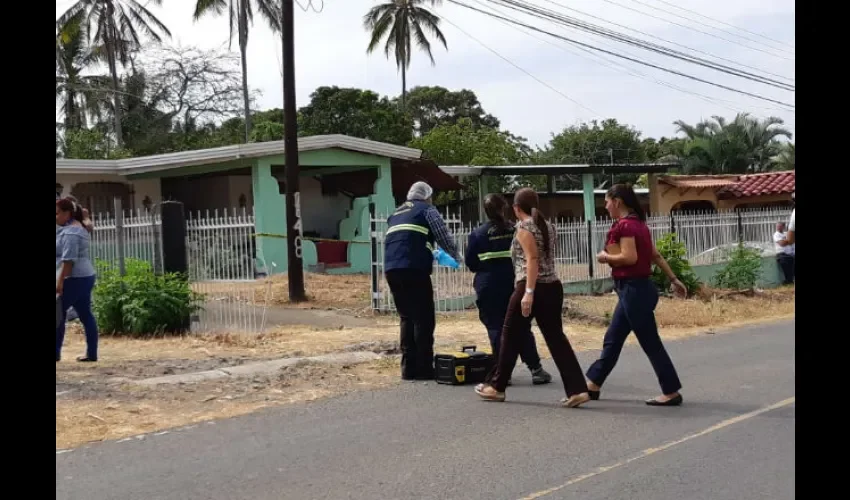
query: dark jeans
[
  {"left": 476, "top": 283, "right": 542, "bottom": 372},
  {"left": 386, "top": 269, "right": 435, "bottom": 380},
  {"left": 490, "top": 281, "right": 588, "bottom": 396},
  {"left": 586, "top": 278, "right": 682, "bottom": 395},
  {"left": 56, "top": 275, "right": 98, "bottom": 360},
  {"left": 777, "top": 254, "right": 795, "bottom": 284}
]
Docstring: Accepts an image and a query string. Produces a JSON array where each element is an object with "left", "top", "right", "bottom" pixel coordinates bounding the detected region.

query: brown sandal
[
  {"left": 561, "top": 392, "right": 591, "bottom": 408},
  {"left": 474, "top": 384, "right": 506, "bottom": 402}
]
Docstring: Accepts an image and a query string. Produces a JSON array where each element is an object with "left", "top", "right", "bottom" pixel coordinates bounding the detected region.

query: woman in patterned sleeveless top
[{"left": 475, "top": 188, "right": 591, "bottom": 408}]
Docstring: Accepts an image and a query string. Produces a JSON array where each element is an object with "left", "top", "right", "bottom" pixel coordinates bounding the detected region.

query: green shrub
[
  {"left": 651, "top": 233, "right": 701, "bottom": 296},
  {"left": 93, "top": 259, "right": 204, "bottom": 336},
  {"left": 712, "top": 244, "right": 763, "bottom": 291}
]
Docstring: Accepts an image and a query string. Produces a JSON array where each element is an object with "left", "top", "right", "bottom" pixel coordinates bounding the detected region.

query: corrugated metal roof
[
  {"left": 658, "top": 175, "right": 740, "bottom": 189},
  {"left": 56, "top": 135, "right": 423, "bottom": 176}
]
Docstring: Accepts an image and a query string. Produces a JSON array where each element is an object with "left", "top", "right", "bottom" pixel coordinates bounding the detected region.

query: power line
[
  {"left": 440, "top": 13, "right": 601, "bottom": 116},
  {"left": 481, "top": 0, "right": 793, "bottom": 91},
  {"left": 600, "top": 0, "right": 793, "bottom": 61},
  {"left": 631, "top": 0, "right": 795, "bottom": 51},
  {"left": 535, "top": 0, "right": 793, "bottom": 83},
  {"left": 472, "top": 0, "right": 792, "bottom": 115},
  {"left": 448, "top": 0, "right": 795, "bottom": 109}
]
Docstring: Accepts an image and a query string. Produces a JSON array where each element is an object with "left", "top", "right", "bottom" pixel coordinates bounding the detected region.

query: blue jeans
[
  {"left": 56, "top": 275, "right": 98, "bottom": 360},
  {"left": 586, "top": 278, "right": 682, "bottom": 395}
]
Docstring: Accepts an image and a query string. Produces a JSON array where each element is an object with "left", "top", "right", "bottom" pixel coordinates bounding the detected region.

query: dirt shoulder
[{"left": 57, "top": 287, "right": 794, "bottom": 449}]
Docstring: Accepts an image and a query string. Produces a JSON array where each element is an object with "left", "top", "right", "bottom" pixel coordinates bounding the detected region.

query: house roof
[
  {"left": 657, "top": 175, "right": 740, "bottom": 189},
  {"left": 55, "top": 135, "right": 424, "bottom": 176},
  {"left": 441, "top": 163, "right": 678, "bottom": 176},
  {"left": 716, "top": 171, "right": 795, "bottom": 199}
]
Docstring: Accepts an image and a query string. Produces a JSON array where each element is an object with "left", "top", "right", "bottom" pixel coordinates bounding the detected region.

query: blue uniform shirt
[{"left": 465, "top": 221, "right": 515, "bottom": 292}]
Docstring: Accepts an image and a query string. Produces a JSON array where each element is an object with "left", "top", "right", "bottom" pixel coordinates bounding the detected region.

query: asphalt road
[{"left": 56, "top": 320, "right": 795, "bottom": 500}]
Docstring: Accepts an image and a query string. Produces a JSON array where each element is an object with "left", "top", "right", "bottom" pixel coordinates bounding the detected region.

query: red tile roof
[{"left": 716, "top": 171, "right": 795, "bottom": 199}]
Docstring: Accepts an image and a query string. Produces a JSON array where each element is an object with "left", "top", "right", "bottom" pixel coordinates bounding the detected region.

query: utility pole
[{"left": 281, "top": 0, "right": 306, "bottom": 302}]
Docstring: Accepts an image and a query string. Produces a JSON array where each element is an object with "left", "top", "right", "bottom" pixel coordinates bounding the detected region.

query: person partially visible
[
  {"left": 586, "top": 184, "right": 685, "bottom": 406},
  {"left": 785, "top": 192, "right": 795, "bottom": 245},
  {"left": 56, "top": 198, "right": 99, "bottom": 362},
  {"left": 474, "top": 188, "right": 590, "bottom": 408},
  {"left": 773, "top": 222, "right": 795, "bottom": 285},
  {"left": 466, "top": 194, "right": 552, "bottom": 386},
  {"left": 384, "top": 182, "right": 460, "bottom": 380}
]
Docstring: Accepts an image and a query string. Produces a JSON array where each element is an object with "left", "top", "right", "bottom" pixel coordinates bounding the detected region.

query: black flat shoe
[
  {"left": 646, "top": 394, "right": 683, "bottom": 406},
  {"left": 588, "top": 390, "right": 600, "bottom": 401},
  {"left": 76, "top": 356, "right": 97, "bottom": 363}
]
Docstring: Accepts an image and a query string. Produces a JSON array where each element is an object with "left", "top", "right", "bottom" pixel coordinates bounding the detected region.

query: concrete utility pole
[{"left": 281, "top": 0, "right": 306, "bottom": 301}]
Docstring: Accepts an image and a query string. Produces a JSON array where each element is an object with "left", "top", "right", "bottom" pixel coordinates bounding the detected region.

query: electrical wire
[
  {"left": 600, "top": 0, "right": 793, "bottom": 61},
  {"left": 471, "top": 0, "right": 792, "bottom": 115},
  {"left": 482, "top": 0, "right": 793, "bottom": 90},
  {"left": 629, "top": 0, "right": 795, "bottom": 51},
  {"left": 535, "top": 0, "right": 793, "bottom": 83},
  {"left": 440, "top": 13, "right": 601, "bottom": 116},
  {"left": 448, "top": 0, "right": 795, "bottom": 109}
]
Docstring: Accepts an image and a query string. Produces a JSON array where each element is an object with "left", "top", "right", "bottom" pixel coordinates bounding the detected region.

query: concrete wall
[
  {"left": 651, "top": 177, "right": 793, "bottom": 214},
  {"left": 290, "top": 176, "right": 353, "bottom": 239},
  {"left": 56, "top": 173, "right": 162, "bottom": 213}
]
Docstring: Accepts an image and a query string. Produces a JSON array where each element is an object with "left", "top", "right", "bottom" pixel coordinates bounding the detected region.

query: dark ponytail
[
  {"left": 483, "top": 193, "right": 510, "bottom": 231},
  {"left": 514, "top": 187, "right": 551, "bottom": 257},
  {"left": 606, "top": 183, "right": 646, "bottom": 221}
]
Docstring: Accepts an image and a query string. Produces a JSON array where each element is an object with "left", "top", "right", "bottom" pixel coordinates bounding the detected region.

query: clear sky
[{"left": 56, "top": 0, "right": 795, "bottom": 148}]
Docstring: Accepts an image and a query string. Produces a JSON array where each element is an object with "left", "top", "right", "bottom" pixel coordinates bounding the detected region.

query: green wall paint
[{"left": 582, "top": 173, "right": 596, "bottom": 221}]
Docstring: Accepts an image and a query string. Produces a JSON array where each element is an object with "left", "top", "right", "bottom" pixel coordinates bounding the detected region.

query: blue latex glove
[{"left": 433, "top": 247, "right": 460, "bottom": 269}]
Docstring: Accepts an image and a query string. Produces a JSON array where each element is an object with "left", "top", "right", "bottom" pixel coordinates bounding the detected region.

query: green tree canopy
[
  {"left": 401, "top": 86, "right": 499, "bottom": 136},
  {"left": 298, "top": 86, "right": 413, "bottom": 145}
]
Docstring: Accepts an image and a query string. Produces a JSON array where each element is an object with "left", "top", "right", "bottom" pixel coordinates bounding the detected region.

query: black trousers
[
  {"left": 777, "top": 254, "right": 795, "bottom": 284},
  {"left": 386, "top": 269, "right": 436, "bottom": 380},
  {"left": 476, "top": 283, "right": 542, "bottom": 372}
]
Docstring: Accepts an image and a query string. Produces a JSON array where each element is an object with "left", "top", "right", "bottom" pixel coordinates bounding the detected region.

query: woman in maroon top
[{"left": 586, "top": 184, "right": 686, "bottom": 406}]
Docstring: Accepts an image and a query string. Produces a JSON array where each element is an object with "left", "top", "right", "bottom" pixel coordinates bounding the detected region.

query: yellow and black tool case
[{"left": 434, "top": 345, "right": 494, "bottom": 385}]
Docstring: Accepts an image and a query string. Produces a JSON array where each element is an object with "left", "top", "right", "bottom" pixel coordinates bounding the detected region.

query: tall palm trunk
[
  {"left": 400, "top": 64, "right": 407, "bottom": 111},
  {"left": 238, "top": 5, "right": 251, "bottom": 143},
  {"left": 105, "top": 10, "right": 124, "bottom": 149}
]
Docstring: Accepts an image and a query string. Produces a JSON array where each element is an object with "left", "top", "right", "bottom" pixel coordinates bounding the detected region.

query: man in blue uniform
[
  {"left": 384, "top": 182, "right": 461, "bottom": 380},
  {"left": 466, "top": 194, "right": 552, "bottom": 385}
]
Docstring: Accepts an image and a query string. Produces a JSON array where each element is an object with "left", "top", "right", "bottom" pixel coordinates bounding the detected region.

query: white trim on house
[{"left": 56, "top": 135, "right": 424, "bottom": 176}]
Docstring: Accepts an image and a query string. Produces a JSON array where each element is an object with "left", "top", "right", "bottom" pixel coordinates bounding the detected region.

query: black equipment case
[{"left": 434, "top": 345, "right": 494, "bottom": 385}]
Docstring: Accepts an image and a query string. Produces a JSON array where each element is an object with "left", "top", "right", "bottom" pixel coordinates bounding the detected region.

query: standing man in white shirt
[
  {"left": 773, "top": 221, "right": 795, "bottom": 284},
  {"left": 785, "top": 192, "right": 795, "bottom": 245}
]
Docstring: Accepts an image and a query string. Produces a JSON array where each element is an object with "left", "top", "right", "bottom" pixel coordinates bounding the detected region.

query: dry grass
[
  {"left": 57, "top": 287, "right": 793, "bottom": 449},
  {"left": 56, "top": 359, "right": 400, "bottom": 450}
]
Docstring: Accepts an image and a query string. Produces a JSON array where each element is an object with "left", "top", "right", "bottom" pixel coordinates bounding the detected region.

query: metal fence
[
  {"left": 91, "top": 210, "right": 162, "bottom": 273},
  {"left": 185, "top": 209, "right": 269, "bottom": 334},
  {"left": 89, "top": 206, "right": 268, "bottom": 334},
  {"left": 370, "top": 207, "right": 792, "bottom": 313}
]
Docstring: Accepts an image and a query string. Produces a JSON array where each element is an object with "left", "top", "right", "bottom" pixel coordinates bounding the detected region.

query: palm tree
[
  {"left": 775, "top": 142, "right": 795, "bottom": 170},
  {"left": 364, "top": 0, "right": 447, "bottom": 110},
  {"left": 193, "top": 0, "right": 281, "bottom": 143},
  {"left": 56, "top": 17, "right": 111, "bottom": 131},
  {"left": 57, "top": 1, "right": 172, "bottom": 149},
  {"left": 674, "top": 113, "right": 792, "bottom": 174}
]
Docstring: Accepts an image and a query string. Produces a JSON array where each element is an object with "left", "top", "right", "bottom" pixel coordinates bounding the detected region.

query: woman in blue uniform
[{"left": 466, "top": 194, "right": 552, "bottom": 385}]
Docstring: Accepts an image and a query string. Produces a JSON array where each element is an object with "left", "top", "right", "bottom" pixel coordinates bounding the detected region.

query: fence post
[
  {"left": 114, "top": 197, "right": 126, "bottom": 277},
  {"left": 669, "top": 212, "right": 676, "bottom": 234},
  {"left": 369, "top": 203, "right": 379, "bottom": 312},
  {"left": 586, "top": 220, "right": 594, "bottom": 279},
  {"left": 161, "top": 201, "right": 188, "bottom": 276},
  {"left": 737, "top": 211, "right": 744, "bottom": 244}
]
